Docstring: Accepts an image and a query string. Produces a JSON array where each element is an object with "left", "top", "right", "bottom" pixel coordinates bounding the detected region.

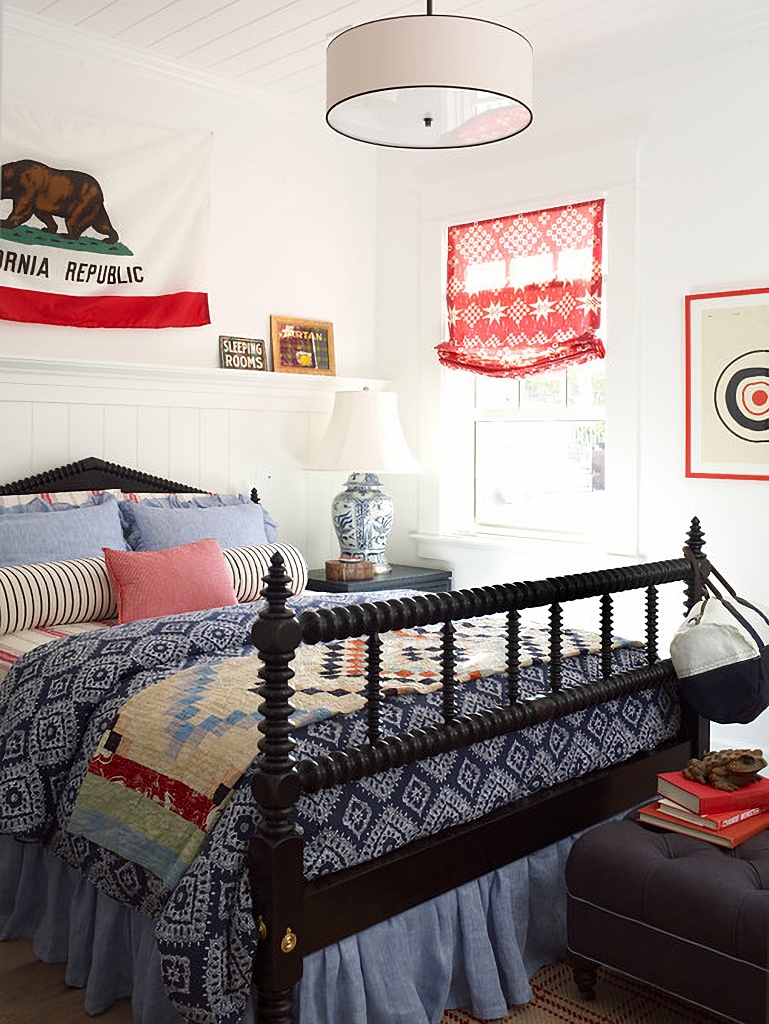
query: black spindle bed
[{"left": 0, "top": 456, "right": 709, "bottom": 1024}]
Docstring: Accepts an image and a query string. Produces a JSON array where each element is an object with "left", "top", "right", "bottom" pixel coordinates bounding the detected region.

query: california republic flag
[{"left": 0, "top": 104, "right": 211, "bottom": 328}]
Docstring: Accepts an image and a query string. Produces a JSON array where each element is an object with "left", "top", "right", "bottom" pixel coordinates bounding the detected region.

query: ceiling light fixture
[{"left": 325, "top": 1, "right": 533, "bottom": 150}]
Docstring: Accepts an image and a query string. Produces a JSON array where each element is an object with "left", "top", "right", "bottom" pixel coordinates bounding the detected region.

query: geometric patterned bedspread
[
  {"left": 68, "top": 618, "right": 633, "bottom": 889},
  {"left": 0, "top": 590, "right": 679, "bottom": 1024}
]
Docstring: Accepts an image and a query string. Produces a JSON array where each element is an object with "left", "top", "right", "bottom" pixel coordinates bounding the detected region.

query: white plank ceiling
[{"left": 5, "top": 0, "right": 769, "bottom": 109}]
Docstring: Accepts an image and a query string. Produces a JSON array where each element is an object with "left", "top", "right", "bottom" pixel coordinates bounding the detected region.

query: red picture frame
[{"left": 685, "top": 286, "right": 769, "bottom": 480}]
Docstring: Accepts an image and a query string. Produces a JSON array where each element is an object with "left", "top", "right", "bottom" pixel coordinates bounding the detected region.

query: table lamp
[{"left": 307, "top": 388, "right": 421, "bottom": 573}]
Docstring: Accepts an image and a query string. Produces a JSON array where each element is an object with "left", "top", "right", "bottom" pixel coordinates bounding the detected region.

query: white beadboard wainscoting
[{"left": 0, "top": 356, "right": 386, "bottom": 566}]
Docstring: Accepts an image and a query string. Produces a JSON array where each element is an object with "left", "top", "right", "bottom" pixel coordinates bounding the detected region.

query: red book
[
  {"left": 656, "top": 770, "right": 769, "bottom": 815},
  {"left": 639, "top": 801, "right": 769, "bottom": 848},
  {"left": 657, "top": 797, "right": 764, "bottom": 831}
]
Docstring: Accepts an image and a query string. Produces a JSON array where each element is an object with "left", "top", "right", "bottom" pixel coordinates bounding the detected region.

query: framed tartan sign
[{"left": 270, "top": 315, "right": 335, "bottom": 376}]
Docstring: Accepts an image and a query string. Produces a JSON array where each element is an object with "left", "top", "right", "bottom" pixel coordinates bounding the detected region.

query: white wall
[
  {"left": 377, "top": 29, "right": 769, "bottom": 751},
  {"left": 0, "top": 355, "right": 389, "bottom": 563},
  {"left": 0, "top": 11, "right": 382, "bottom": 566}
]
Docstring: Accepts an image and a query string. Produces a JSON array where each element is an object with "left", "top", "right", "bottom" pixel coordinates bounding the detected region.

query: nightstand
[{"left": 305, "top": 564, "right": 452, "bottom": 594}]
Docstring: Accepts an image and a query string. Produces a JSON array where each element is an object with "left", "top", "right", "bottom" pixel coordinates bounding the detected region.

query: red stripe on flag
[
  {"left": 0, "top": 286, "right": 210, "bottom": 328},
  {"left": 88, "top": 750, "right": 216, "bottom": 830}
]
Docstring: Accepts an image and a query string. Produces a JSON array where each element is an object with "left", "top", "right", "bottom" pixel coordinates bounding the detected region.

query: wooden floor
[
  {"left": 0, "top": 936, "right": 724, "bottom": 1024},
  {"left": 0, "top": 935, "right": 132, "bottom": 1023}
]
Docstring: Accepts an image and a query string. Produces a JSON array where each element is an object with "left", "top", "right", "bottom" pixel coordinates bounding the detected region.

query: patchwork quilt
[
  {"left": 68, "top": 618, "right": 632, "bottom": 888},
  {"left": 0, "top": 590, "right": 680, "bottom": 1024}
]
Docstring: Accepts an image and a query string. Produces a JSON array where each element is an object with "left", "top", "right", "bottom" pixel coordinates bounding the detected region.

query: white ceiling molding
[{"left": 3, "top": 7, "right": 312, "bottom": 122}]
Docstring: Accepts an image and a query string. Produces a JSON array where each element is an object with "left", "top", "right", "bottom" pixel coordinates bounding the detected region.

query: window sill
[{"left": 412, "top": 530, "right": 643, "bottom": 573}]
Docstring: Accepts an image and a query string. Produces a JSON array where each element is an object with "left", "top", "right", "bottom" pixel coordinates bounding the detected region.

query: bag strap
[
  {"left": 722, "top": 600, "right": 766, "bottom": 650},
  {"left": 683, "top": 545, "right": 705, "bottom": 604},
  {"left": 706, "top": 571, "right": 769, "bottom": 627},
  {"left": 684, "top": 544, "right": 769, "bottom": 631}
]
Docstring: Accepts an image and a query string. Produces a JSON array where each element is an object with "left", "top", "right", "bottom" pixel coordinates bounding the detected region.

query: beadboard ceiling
[{"left": 5, "top": 0, "right": 769, "bottom": 110}]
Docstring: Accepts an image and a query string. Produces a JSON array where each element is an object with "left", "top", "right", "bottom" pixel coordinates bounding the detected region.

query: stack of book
[{"left": 639, "top": 770, "right": 769, "bottom": 847}]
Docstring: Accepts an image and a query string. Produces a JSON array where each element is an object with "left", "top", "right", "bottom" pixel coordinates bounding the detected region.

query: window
[
  {"left": 473, "top": 363, "right": 605, "bottom": 537},
  {"left": 439, "top": 200, "right": 606, "bottom": 540}
]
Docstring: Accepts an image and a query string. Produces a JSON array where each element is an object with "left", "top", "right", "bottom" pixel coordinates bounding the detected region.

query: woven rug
[{"left": 440, "top": 960, "right": 724, "bottom": 1023}]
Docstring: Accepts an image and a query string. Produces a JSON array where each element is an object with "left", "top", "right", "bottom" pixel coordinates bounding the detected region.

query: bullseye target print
[
  {"left": 714, "top": 350, "right": 769, "bottom": 442},
  {"left": 686, "top": 287, "right": 769, "bottom": 479}
]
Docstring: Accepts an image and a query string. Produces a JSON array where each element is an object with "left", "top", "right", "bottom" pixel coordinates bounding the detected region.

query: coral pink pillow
[{"left": 103, "top": 538, "right": 238, "bottom": 624}]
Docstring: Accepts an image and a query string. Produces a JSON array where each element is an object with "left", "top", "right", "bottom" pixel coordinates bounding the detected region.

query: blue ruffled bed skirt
[{"left": 0, "top": 831, "right": 579, "bottom": 1023}]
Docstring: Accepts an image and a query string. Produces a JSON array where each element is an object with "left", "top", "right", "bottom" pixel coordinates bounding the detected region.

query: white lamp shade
[
  {"left": 307, "top": 390, "right": 421, "bottom": 474},
  {"left": 326, "top": 15, "right": 533, "bottom": 149}
]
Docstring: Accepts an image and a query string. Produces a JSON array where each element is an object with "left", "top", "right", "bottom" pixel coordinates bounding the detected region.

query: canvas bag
[{"left": 670, "top": 549, "right": 769, "bottom": 724}]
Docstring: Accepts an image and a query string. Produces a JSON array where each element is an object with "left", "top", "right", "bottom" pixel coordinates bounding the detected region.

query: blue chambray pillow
[
  {"left": 126, "top": 501, "right": 273, "bottom": 552},
  {"left": 0, "top": 500, "right": 128, "bottom": 567},
  {"left": 118, "top": 493, "right": 278, "bottom": 549},
  {"left": 0, "top": 490, "right": 121, "bottom": 514}
]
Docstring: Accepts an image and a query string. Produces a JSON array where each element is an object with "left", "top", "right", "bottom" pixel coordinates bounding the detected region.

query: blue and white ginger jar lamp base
[{"left": 331, "top": 472, "right": 393, "bottom": 573}]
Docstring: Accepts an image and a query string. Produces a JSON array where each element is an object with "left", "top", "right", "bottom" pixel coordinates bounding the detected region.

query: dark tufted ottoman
[{"left": 566, "top": 818, "right": 769, "bottom": 1023}]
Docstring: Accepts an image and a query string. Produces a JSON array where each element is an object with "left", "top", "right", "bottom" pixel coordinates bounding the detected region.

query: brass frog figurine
[{"left": 683, "top": 748, "right": 767, "bottom": 792}]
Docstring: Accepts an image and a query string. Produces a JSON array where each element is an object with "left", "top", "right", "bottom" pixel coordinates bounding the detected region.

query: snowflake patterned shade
[{"left": 437, "top": 200, "right": 605, "bottom": 378}]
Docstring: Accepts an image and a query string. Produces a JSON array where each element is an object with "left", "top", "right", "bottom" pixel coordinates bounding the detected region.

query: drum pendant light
[{"left": 326, "top": 1, "right": 533, "bottom": 150}]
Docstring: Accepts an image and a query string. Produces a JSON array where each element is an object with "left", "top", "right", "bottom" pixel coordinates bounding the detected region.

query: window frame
[{"left": 414, "top": 155, "right": 640, "bottom": 559}]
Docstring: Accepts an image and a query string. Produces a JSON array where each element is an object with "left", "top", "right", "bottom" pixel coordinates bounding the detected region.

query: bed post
[
  {"left": 249, "top": 554, "right": 304, "bottom": 1024},
  {"left": 682, "top": 516, "right": 710, "bottom": 758},
  {"left": 684, "top": 516, "right": 706, "bottom": 613}
]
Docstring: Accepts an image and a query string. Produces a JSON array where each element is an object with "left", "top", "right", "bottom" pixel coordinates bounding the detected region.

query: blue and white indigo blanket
[{"left": 0, "top": 590, "right": 679, "bottom": 1024}]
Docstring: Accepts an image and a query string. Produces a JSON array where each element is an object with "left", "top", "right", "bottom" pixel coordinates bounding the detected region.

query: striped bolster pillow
[
  {"left": 222, "top": 543, "right": 308, "bottom": 601},
  {"left": 0, "top": 543, "right": 308, "bottom": 637},
  {"left": 0, "top": 557, "right": 117, "bottom": 636}
]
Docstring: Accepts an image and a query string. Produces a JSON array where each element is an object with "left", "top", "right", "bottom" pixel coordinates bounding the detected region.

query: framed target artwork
[{"left": 686, "top": 287, "right": 769, "bottom": 480}]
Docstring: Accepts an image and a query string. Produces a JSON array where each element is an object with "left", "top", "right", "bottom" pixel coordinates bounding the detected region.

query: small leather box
[{"left": 325, "top": 559, "right": 375, "bottom": 582}]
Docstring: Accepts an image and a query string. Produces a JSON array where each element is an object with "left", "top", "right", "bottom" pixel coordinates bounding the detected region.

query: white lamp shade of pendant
[
  {"left": 326, "top": 15, "right": 533, "bottom": 149},
  {"left": 307, "top": 390, "right": 421, "bottom": 474}
]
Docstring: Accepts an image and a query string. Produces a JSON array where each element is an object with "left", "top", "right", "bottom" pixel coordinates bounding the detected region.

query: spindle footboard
[{"left": 248, "top": 518, "right": 709, "bottom": 1023}]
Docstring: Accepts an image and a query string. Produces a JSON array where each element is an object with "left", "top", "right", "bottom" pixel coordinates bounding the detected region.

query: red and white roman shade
[{"left": 437, "top": 199, "right": 605, "bottom": 378}]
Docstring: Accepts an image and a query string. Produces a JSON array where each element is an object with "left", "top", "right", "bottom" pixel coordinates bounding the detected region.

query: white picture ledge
[{"left": 0, "top": 354, "right": 388, "bottom": 413}]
